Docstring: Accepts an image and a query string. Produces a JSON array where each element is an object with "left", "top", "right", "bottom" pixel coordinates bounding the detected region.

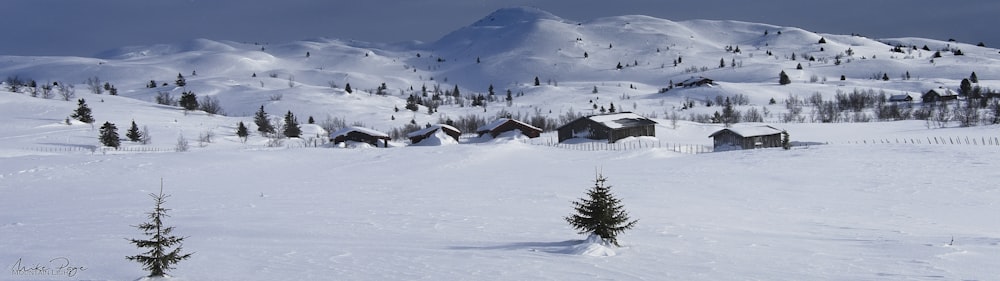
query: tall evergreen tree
[
  {"left": 127, "top": 181, "right": 192, "bottom": 278},
  {"left": 126, "top": 120, "right": 143, "bottom": 142},
  {"left": 253, "top": 105, "right": 275, "bottom": 136},
  {"left": 565, "top": 172, "right": 638, "bottom": 247},
  {"left": 779, "top": 71, "right": 791, "bottom": 85},
  {"left": 178, "top": 91, "right": 198, "bottom": 111},
  {"left": 282, "top": 110, "right": 301, "bottom": 138},
  {"left": 782, "top": 131, "right": 791, "bottom": 150},
  {"left": 235, "top": 121, "right": 249, "bottom": 143},
  {"left": 960, "top": 78, "right": 973, "bottom": 96},
  {"left": 534, "top": 76, "right": 540, "bottom": 86},
  {"left": 99, "top": 121, "right": 120, "bottom": 148},
  {"left": 71, "top": 98, "right": 95, "bottom": 123}
]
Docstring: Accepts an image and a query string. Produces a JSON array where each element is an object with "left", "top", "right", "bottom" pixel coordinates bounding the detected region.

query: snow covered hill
[{"left": 1, "top": 6, "right": 1000, "bottom": 280}]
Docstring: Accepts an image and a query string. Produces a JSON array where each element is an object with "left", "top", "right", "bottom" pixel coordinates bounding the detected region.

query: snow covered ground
[
  {"left": 2, "top": 140, "right": 999, "bottom": 280},
  {"left": 2, "top": 6, "right": 999, "bottom": 280}
]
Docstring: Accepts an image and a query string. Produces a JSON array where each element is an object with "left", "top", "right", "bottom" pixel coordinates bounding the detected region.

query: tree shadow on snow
[{"left": 449, "top": 239, "right": 586, "bottom": 254}]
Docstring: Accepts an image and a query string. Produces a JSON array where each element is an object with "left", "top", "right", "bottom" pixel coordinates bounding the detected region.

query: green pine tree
[
  {"left": 179, "top": 91, "right": 198, "bottom": 111},
  {"left": 254, "top": 106, "right": 275, "bottom": 136},
  {"left": 175, "top": 73, "right": 186, "bottom": 87},
  {"left": 99, "top": 121, "right": 120, "bottom": 148},
  {"left": 565, "top": 172, "right": 638, "bottom": 247},
  {"left": 71, "top": 99, "right": 95, "bottom": 123},
  {"left": 127, "top": 180, "right": 192, "bottom": 278},
  {"left": 126, "top": 120, "right": 143, "bottom": 142},
  {"left": 782, "top": 130, "right": 791, "bottom": 150},
  {"left": 235, "top": 121, "right": 249, "bottom": 143},
  {"left": 779, "top": 70, "right": 791, "bottom": 85},
  {"left": 282, "top": 110, "right": 301, "bottom": 138}
]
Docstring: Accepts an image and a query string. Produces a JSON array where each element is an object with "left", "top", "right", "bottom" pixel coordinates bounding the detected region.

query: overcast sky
[{"left": 3, "top": 0, "right": 995, "bottom": 57}]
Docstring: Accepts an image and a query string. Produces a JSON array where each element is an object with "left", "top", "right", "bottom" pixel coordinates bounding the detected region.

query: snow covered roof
[
  {"left": 329, "top": 126, "right": 389, "bottom": 138},
  {"left": 476, "top": 118, "right": 540, "bottom": 132},
  {"left": 889, "top": 94, "right": 912, "bottom": 101},
  {"left": 406, "top": 124, "right": 460, "bottom": 138},
  {"left": 710, "top": 125, "right": 783, "bottom": 138},
  {"left": 580, "top": 112, "right": 657, "bottom": 129},
  {"left": 927, "top": 88, "right": 957, "bottom": 97}
]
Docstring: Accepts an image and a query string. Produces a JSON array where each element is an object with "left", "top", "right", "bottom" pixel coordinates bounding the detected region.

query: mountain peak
[{"left": 472, "top": 7, "right": 563, "bottom": 27}]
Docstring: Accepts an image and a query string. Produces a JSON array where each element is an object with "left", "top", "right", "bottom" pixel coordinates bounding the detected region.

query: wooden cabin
[
  {"left": 888, "top": 94, "right": 913, "bottom": 102},
  {"left": 557, "top": 112, "right": 657, "bottom": 143},
  {"left": 676, "top": 76, "right": 715, "bottom": 88},
  {"left": 329, "top": 126, "right": 391, "bottom": 147},
  {"left": 407, "top": 124, "right": 461, "bottom": 144},
  {"left": 708, "top": 125, "right": 784, "bottom": 151},
  {"left": 476, "top": 118, "right": 542, "bottom": 138},
  {"left": 922, "top": 88, "right": 958, "bottom": 103}
]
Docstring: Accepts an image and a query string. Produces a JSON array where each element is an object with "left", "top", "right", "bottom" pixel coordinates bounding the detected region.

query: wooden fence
[
  {"left": 522, "top": 138, "right": 713, "bottom": 154},
  {"left": 846, "top": 136, "right": 1000, "bottom": 146}
]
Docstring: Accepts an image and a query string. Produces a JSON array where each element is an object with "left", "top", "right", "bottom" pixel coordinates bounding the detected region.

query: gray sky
[{"left": 3, "top": 0, "right": 995, "bottom": 56}]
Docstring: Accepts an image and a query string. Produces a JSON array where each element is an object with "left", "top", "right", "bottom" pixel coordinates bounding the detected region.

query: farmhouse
[
  {"left": 407, "top": 124, "right": 461, "bottom": 144},
  {"left": 888, "top": 94, "right": 913, "bottom": 102},
  {"left": 476, "top": 118, "right": 542, "bottom": 138},
  {"left": 675, "top": 76, "right": 715, "bottom": 88},
  {"left": 708, "top": 125, "right": 784, "bottom": 151},
  {"left": 329, "top": 126, "right": 391, "bottom": 147},
  {"left": 922, "top": 88, "right": 958, "bottom": 103},
  {"left": 557, "top": 112, "right": 657, "bottom": 143}
]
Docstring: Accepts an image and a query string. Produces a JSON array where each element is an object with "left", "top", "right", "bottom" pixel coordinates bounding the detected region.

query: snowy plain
[{"left": 2, "top": 6, "right": 1000, "bottom": 281}]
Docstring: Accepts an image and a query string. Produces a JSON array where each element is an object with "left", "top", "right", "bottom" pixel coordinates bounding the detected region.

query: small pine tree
[
  {"left": 282, "top": 110, "right": 301, "bottom": 138},
  {"left": 592, "top": 86, "right": 598, "bottom": 94},
  {"left": 719, "top": 58, "right": 726, "bottom": 68},
  {"left": 609, "top": 103, "right": 616, "bottom": 113},
  {"left": 781, "top": 130, "right": 791, "bottom": 150},
  {"left": 841, "top": 75, "right": 846, "bottom": 81},
  {"left": 796, "top": 63, "right": 803, "bottom": 70},
  {"left": 126, "top": 120, "right": 143, "bottom": 142},
  {"left": 882, "top": 73, "right": 890, "bottom": 81},
  {"left": 126, "top": 180, "right": 192, "bottom": 278},
  {"left": 236, "top": 121, "right": 249, "bottom": 143},
  {"left": 99, "top": 121, "right": 120, "bottom": 148},
  {"left": 179, "top": 91, "right": 198, "bottom": 111},
  {"left": 565, "top": 172, "right": 638, "bottom": 247},
  {"left": 970, "top": 72, "right": 979, "bottom": 83},
  {"left": 175, "top": 73, "right": 186, "bottom": 87},
  {"left": 818, "top": 37, "right": 827, "bottom": 44},
  {"left": 345, "top": 83, "right": 353, "bottom": 93},
  {"left": 307, "top": 116, "right": 315, "bottom": 124},
  {"left": 779, "top": 70, "right": 791, "bottom": 85},
  {"left": 253, "top": 105, "right": 275, "bottom": 136},
  {"left": 616, "top": 62, "right": 623, "bottom": 70},
  {"left": 534, "top": 76, "right": 541, "bottom": 86},
  {"left": 71, "top": 98, "right": 95, "bottom": 123}
]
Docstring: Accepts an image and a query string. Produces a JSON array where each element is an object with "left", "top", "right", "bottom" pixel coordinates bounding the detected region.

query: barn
[
  {"left": 708, "top": 125, "right": 784, "bottom": 151},
  {"left": 922, "top": 88, "right": 958, "bottom": 103},
  {"left": 557, "top": 112, "right": 657, "bottom": 143},
  {"left": 476, "top": 118, "right": 542, "bottom": 139},
  {"left": 329, "top": 126, "right": 391, "bottom": 147},
  {"left": 407, "top": 124, "right": 461, "bottom": 144}
]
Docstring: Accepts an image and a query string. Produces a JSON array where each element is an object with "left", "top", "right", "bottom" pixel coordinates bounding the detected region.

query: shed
[
  {"left": 708, "top": 125, "right": 784, "bottom": 151},
  {"left": 922, "top": 88, "right": 958, "bottom": 103},
  {"left": 888, "top": 94, "right": 913, "bottom": 102},
  {"left": 476, "top": 118, "right": 542, "bottom": 138},
  {"left": 676, "top": 76, "right": 715, "bottom": 88},
  {"left": 557, "top": 112, "right": 657, "bottom": 143},
  {"left": 329, "top": 126, "right": 391, "bottom": 147},
  {"left": 407, "top": 124, "right": 461, "bottom": 144}
]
